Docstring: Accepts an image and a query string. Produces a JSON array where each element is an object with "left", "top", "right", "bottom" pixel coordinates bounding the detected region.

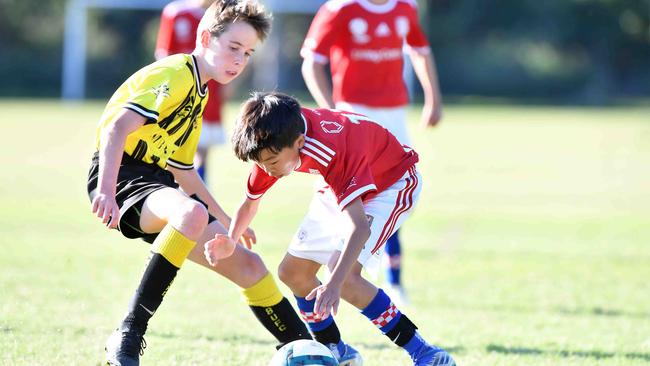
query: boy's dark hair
[
  {"left": 232, "top": 92, "right": 304, "bottom": 162},
  {"left": 204, "top": 0, "right": 272, "bottom": 41}
]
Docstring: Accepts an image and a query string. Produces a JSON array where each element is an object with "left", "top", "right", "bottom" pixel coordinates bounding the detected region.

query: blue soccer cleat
[
  {"left": 412, "top": 344, "right": 456, "bottom": 366},
  {"left": 328, "top": 342, "right": 363, "bottom": 366}
]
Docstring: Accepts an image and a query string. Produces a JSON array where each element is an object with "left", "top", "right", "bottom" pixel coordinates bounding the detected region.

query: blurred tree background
[{"left": 0, "top": 0, "right": 648, "bottom": 104}]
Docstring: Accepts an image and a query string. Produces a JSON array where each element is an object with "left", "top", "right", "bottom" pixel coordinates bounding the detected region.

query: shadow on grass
[
  {"left": 357, "top": 341, "right": 464, "bottom": 354},
  {"left": 487, "top": 344, "right": 650, "bottom": 361},
  {"left": 150, "top": 330, "right": 277, "bottom": 347}
]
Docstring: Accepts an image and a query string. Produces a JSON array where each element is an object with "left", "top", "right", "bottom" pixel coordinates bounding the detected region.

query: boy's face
[
  {"left": 256, "top": 136, "right": 305, "bottom": 178},
  {"left": 204, "top": 21, "right": 259, "bottom": 84}
]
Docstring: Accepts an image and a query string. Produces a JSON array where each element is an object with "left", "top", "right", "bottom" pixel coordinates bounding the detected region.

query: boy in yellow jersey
[{"left": 87, "top": 1, "right": 311, "bottom": 365}]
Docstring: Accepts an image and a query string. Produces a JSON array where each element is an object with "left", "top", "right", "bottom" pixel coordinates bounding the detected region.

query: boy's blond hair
[{"left": 197, "top": 0, "right": 271, "bottom": 43}]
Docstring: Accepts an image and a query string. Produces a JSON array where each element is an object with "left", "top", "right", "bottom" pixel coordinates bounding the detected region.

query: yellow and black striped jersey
[{"left": 95, "top": 54, "right": 208, "bottom": 170}]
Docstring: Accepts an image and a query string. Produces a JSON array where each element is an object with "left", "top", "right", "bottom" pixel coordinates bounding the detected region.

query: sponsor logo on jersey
[
  {"left": 375, "top": 22, "right": 391, "bottom": 37},
  {"left": 151, "top": 84, "right": 170, "bottom": 99}
]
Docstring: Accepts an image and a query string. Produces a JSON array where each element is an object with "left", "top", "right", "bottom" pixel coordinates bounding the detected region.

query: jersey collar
[
  {"left": 190, "top": 55, "right": 208, "bottom": 97},
  {"left": 358, "top": 0, "right": 398, "bottom": 13}
]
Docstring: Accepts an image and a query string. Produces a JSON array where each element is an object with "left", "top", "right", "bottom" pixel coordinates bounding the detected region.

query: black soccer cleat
[{"left": 105, "top": 328, "right": 147, "bottom": 366}]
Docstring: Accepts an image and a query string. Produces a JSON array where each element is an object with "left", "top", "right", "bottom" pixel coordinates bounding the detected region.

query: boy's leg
[
  {"left": 332, "top": 167, "right": 454, "bottom": 365},
  {"left": 384, "top": 230, "right": 409, "bottom": 306},
  {"left": 185, "top": 221, "right": 311, "bottom": 347},
  {"left": 278, "top": 254, "right": 362, "bottom": 365},
  {"left": 106, "top": 188, "right": 208, "bottom": 364},
  {"left": 336, "top": 260, "right": 455, "bottom": 366}
]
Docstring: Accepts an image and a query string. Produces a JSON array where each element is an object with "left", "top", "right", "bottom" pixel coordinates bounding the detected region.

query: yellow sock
[
  {"left": 242, "top": 272, "right": 284, "bottom": 307},
  {"left": 151, "top": 225, "right": 196, "bottom": 268}
]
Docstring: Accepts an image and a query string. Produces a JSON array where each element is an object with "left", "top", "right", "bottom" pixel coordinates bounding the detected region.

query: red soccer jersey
[
  {"left": 246, "top": 108, "right": 419, "bottom": 209},
  {"left": 155, "top": 0, "right": 222, "bottom": 122},
  {"left": 300, "top": 0, "right": 431, "bottom": 108}
]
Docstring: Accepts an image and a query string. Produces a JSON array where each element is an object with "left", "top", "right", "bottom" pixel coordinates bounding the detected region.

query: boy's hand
[
  {"left": 240, "top": 227, "right": 257, "bottom": 249},
  {"left": 91, "top": 193, "right": 120, "bottom": 229},
  {"left": 306, "top": 281, "right": 341, "bottom": 320},
  {"left": 204, "top": 234, "right": 236, "bottom": 266},
  {"left": 420, "top": 102, "right": 442, "bottom": 128}
]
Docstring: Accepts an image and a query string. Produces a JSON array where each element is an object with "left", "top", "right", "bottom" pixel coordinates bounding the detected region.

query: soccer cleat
[
  {"left": 412, "top": 344, "right": 456, "bottom": 366},
  {"left": 105, "top": 328, "right": 147, "bottom": 366},
  {"left": 328, "top": 343, "right": 363, "bottom": 366}
]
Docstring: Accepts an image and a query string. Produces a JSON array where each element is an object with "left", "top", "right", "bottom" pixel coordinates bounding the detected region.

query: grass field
[{"left": 1, "top": 99, "right": 649, "bottom": 365}]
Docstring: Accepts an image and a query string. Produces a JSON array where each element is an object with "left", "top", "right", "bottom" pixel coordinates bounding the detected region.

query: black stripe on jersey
[
  {"left": 132, "top": 140, "right": 148, "bottom": 161},
  {"left": 125, "top": 102, "right": 159, "bottom": 123},
  {"left": 158, "top": 87, "right": 193, "bottom": 130},
  {"left": 167, "top": 158, "right": 193, "bottom": 170}
]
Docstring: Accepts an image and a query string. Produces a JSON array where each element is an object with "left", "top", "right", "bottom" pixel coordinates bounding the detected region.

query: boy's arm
[
  {"left": 307, "top": 198, "right": 370, "bottom": 318},
  {"left": 204, "top": 196, "right": 261, "bottom": 266},
  {"left": 301, "top": 58, "right": 335, "bottom": 109},
  {"left": 92, "top": 109, "right": 146, "bottom": 228},
  {"left": 228, "top": 196, "right": 261, "bottom": 248},
  {"left": 408, "top": 48, "right": 443, "bottom": 128}
]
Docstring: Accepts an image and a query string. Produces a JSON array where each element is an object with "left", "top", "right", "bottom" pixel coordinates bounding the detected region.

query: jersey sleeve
[
  {"left": 328, "top": 153, "right": 377, "bottom": 210},
  {"left": 246, "top": 164, "right": 279, "bottom": 200},
  {"left": 300, "top": 5, "right": 341, "bottom": 64},
  {"left": 122, "top": 65, "right": 187, "bottom": 124},
  {"left": 155, "top": 8, "right": 176, "bottom": 58},
  {"left": 404, "top": 4, "right": 430, "bottom": 53}
]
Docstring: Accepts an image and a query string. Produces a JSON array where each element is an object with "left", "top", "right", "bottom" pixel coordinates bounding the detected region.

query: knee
[
  {"left": 239, "top": 250, "right": 268, "bottom": 282},
  {"left": 172, "top": 200, "right": 208, "bottom": 238},
  {"left": 278, "top": 261, "right": 306, "bottom": 289}
]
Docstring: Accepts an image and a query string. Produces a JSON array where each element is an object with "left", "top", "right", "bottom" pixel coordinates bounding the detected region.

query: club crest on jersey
[
  {"left": 320, "top": 120, "right": 343, "bottom": 134},
  {"left": 151, "top": 84, "right": 170, "bottom": 99},
  {"left": 349, "top": 18, "right": 370, "bottom": 44}
]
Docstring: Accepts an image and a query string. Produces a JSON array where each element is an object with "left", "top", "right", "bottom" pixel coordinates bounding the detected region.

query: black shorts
[{"left": 87, "top": 152, "right": 215, "bottom": 243}]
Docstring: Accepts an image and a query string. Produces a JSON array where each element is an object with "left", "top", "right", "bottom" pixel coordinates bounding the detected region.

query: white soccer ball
[{"left": 268, "top": 339, "right": 338, "bottom": 366}]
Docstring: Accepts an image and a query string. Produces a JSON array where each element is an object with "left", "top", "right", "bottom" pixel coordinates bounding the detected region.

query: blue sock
[
  {"left": 385, "top": 232, "right": 402, "bottom": 286},
  {"left": 361, "top": 289, "right": 401, "bottom": 334},
  {"left": 197, "top": 165, "right": 206, "bottom": 181},
  {"left": 295, "top": 295, "right": 343, "bottom": 351}
]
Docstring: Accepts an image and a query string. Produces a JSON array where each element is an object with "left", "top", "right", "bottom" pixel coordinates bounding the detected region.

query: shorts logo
[
  {"left": 320, "top": 120, "right": 343, "bottom": 134},
  {"left": 298, "top": 230, "right": 307, "bottom": 242}
]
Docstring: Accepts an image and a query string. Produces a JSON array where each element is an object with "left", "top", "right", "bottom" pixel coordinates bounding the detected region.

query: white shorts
[
  {"left": 335, "top": 102, "right": 410, "bottom": 146},
  {"left": 198, "top": 123, "right": 226, "bottom": 148},
  {"left": 288, "top": 166, "right": 422, "bottom": 275}
]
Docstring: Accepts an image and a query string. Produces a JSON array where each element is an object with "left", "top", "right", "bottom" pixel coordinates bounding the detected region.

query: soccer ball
[{"left": 268, "top": 339, "right": 338, "bottom": 366}]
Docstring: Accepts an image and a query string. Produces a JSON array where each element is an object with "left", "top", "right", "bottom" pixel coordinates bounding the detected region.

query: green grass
[{"left": 1, "top": 99, "right": 649, "bottom": 365}]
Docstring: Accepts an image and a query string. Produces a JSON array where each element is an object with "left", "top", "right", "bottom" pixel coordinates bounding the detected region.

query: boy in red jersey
[
  {"left": 156, "top": 0, "right": 228, "bottom": 181},
  {"left": 206, "top": 92, "right": 456, "bottom": 366},
  {"left": 301, "top": 0, "right": 444, "bottom": 303}
]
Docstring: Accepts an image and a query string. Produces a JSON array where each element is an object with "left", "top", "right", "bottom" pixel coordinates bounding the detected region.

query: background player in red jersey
[
  {"left": 300, "top": 0, "right": 444, "bottom": 305},
  {"left": 206, "top": 92, "right": 456, "bottom": 366},
  {"left": 156, "top": 0, "right": 228, "bottom": 181}
]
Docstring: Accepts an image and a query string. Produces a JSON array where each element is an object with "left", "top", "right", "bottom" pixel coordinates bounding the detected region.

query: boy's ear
[
  {"left": 200, "top": 29, "right": 212, "bottom": 48},
  {"left": 295, "top": 134, "right": 306, "bottom": 149}
]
